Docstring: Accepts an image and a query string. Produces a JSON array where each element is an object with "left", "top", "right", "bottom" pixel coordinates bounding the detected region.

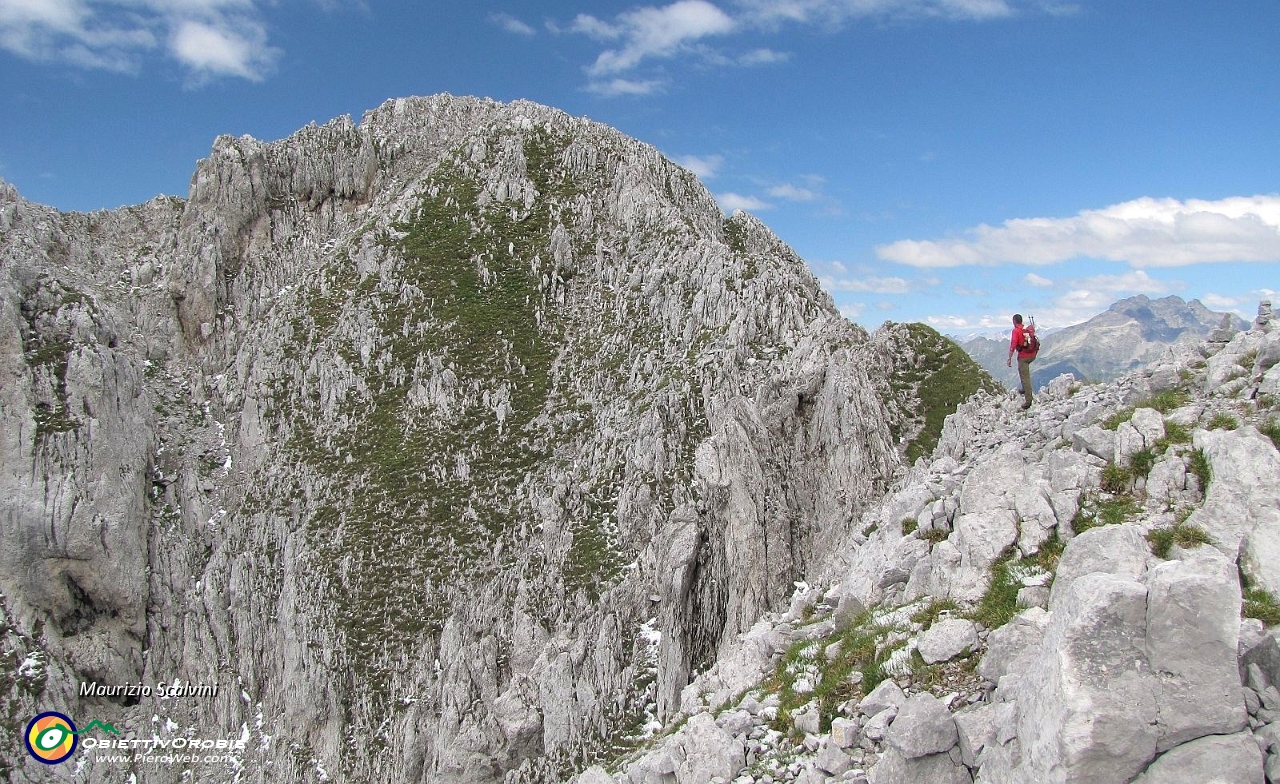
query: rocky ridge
[
  {"left": 582, "top": 302, "right": 1280, "bottom": 784},
  {"left": 0, "top": 96, "right": 988, "bottom": 782}
]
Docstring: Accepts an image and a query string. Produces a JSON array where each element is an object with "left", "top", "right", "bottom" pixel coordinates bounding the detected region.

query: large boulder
[
  {"left": 869, "top": 747, "right": 973, "bottom": 784},
  {"left": 1187, "top": 427, "right": 1280, "bottom": 595},
  {"left": 978, "top": 607, "right": 1049, "bottom": 686},
  {"left": 619, "top": 713, "right": 745, "bottom": 783},
  {"left": 1144, "top": 546, "right": 1247, "bottom": 750},
  {"left": 1014, "top": 574, "right": 1158, "bottom": 784},
  {"left": 1049, "top": 524, "right": 1149, "bottom": 611},
  {"left": 1130, "top": 731, "right": 1264, "bottom": 784}
]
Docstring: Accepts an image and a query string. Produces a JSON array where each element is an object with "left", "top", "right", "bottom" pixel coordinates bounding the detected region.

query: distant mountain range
[{"left": 959, "top": 295, "right": 1249, "bottom": 390}]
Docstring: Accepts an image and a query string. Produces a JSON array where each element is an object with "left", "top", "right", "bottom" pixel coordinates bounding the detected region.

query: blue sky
[{"left": 2, "top": 0, "right": 1278, "bottom": 335}]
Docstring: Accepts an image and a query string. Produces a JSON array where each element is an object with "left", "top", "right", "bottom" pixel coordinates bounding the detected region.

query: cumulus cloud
[
  {"left": 839, "top": 302, "right": 865, "bottom": 320},
  {"left": 877, "top": 195, "right": 1280, "bottom": 269},
  {"left": 738, "top": 46, "right": 788, "bottom": 64},
  {"left": 1024, "top": 272, "right": 1054, "bottom": 288},
  {"left": 0, "top": 0, "right": 279, "bottom": 80},
  {"left": 825, "top": 275, "right": 911, "bottom": 294},
  {"left": 673, "top": 153, "right": 724, "bottom": 178},
  {"left": 717, "top": 192, "right": 772, "bottom": 212}
]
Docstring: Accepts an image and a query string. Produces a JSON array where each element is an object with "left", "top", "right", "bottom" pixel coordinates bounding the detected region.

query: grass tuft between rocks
[
  {"left": 969, "top": 534, "right": 1063, "bottom": 630},
  {"left": 1244, "top": 586, "right": 1280, "bottom": 627},
  {"left": 1145, "top": 522, "right": 1213, "bottom": 560}
]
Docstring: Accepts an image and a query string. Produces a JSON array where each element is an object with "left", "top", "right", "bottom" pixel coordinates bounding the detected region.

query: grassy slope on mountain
[{"left": 878, "top": 322, "right": 1001, "bottom": 464}]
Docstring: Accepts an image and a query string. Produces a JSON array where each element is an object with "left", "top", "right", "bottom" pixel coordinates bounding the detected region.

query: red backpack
[{"left": 1021, "top": 322, "right": 1040, "bottom": 355}]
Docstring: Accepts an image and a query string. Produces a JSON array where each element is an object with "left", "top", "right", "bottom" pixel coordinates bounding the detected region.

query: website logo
[
  {"left": 25, "top": 712, "right": 78, "bottom": 764},
  {"left": 24, "top": 713, "right": 120, "bottom": 765}
]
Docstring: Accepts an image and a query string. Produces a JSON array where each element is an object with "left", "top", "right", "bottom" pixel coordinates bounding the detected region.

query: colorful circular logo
[{"left": 25, "top": 712, "right": 78, "bottom": 764}]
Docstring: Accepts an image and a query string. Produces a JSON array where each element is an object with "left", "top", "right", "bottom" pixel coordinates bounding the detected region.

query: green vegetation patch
[
  {"left": 1244, "top": 586, "right": 1280, "bottom": 626},
  {"left": 1100, "top": 464, "right": 1131, "bottom": 494},
  {"left": 1207, "top": 412, "right": 1239, "bottom": 431},
  {"left": 969, "top": 535, "right": 1063, "bottom": 630},
  {"left": 1155, "top": 420, "right": 1192, "bottom": 450},
  {"left": 1188, "top": 448, "right": 1212, "bottom": 492},
  {"left": 1146, "top": 522, "right": 1212, "bottom": 560},
  {"left": 1074, "top": 494, "right": 1142, "bottom": 533},
  {"left": 1261, "top": 419, "right": 1280, "bottom": 451},
  {"left": 1101, "top": 408, "right": 1135, "bottom": 431},
  {"left": 1140, "top": 389, "right": 1192, "bottom": 414},
  {"left": 764, "top": 607, "right": 920, "bottom": 735}
]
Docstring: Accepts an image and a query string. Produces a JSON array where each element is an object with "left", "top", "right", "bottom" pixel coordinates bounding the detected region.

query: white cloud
[
  {"left": 581, "top": 0, "right": 736, "bottom": 76},
  {"left": 565, "top": 13, "right": 623, "bottom": 39},
  {"left": 1024, "top": 272, "right": 1054, "bottom": 288},
  {"left": 925, "top": 313, "right": 1008, "bottom": 333},
  {"left": 171, "top": 17, "right": 274, "bottom": 81},
  {"left": 820, "top": 274, "right": 911, "bottom": 294},
  {"left": 673, "top": 153, "right": 723, "bottom": 178},
  {"left": 937, "top": 269, "right": 1181, "bottom": 334},
  {"left": 877, "top": 195, "right": 1280, "bottom": 269},
  {"left": 809, "top": 259, "right": 918, "bottom": 294},
  {"left": 768, "top": 183, "right": 817, "bottom": 201},
  {"left": 839, "top": 302, "right": 865, "bottom": 320},
  {"left": 1200, "top": 293, "right": 1240, "bottom": 310},
  {"left": 491, "top": 13, "right": 536, "bottom": 36},
  {"left": 0, "top": 0, "right": 279, "bottom": 80},
  {"left": 558, "top": 0, "right": 1026, "bottom": 92},
  {"left": 738, "top": 46, "right": 788, "bottom": 64},
  {"left": 717, "top": 192, "right": 772, "bottom": 212},
  {"left": 586, "top": 76, "right": 665, "bottom": 96},
  {"left": 735, "top": 0, "right": 1013, "bottom": 27}
]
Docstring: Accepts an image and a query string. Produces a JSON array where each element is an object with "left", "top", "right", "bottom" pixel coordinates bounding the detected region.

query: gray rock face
[
  {"left": 1049, "top": 524, "right": 1150, "bottom": 610},
  {"left": 1131, "top": 731, "right": 1264, "bottom": 784},
  {"left": 869, "top": 747, "right": 973, "bottom": 784},
  {"left": 1188, "top": 427, "right": 1280, "bottom": 596},
  {"left": 1145, "top": 547, "right": 1246, "bottom": 750},
  {"left": 859, "top": 679, "right": 907, "bottom": 717},
  {"left": 1016, "top": 574, "right": 1158, "bottom": 784},
  {"left": 978, "top": 608, "right": 1048, "bottom": 685}
]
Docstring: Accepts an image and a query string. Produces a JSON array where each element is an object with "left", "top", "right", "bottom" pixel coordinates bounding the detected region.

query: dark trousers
[{"left": 1018, "top": 356, "right": 1034, "bottom": 407}]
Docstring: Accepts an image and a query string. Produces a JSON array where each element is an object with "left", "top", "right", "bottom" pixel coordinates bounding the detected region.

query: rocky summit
[
  {"left": 582, "top": 301, "right": 1280, "bottom": 784},
  {"left": 0, "top": 95, "right": 995, "bottom": 782}
]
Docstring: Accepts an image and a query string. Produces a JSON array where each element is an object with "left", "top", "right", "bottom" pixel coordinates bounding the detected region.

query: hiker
[{"left": 1006, "top": 313, "right": 1038, "bottom": 410}]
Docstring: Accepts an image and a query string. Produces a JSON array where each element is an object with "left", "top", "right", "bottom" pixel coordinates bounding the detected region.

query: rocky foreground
[{"left": 581, "top": 303, "right": 1280, "bottom": 784}]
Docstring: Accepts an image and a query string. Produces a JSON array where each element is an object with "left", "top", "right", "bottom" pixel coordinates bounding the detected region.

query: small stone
[
  {"left": 859, "top": 679, "right": 906, "bottom": 717},
  {"left": 818, "top": 742, "right": 855, "bottom": 776},
  {"left": 862, "top": 706, "right": 897, "bottom": 742},
  {"left": 793, "top": 704, "right": 821, "bottom": 736},
  {"left": 917, "top": 618, "right": 980, "bottom": 665},
  {"left": 831, "top": 717, "right": 860, "bottom": 749},
  {"left": 1015, "top": 586, "right": 1049, "bottom": 609}
]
